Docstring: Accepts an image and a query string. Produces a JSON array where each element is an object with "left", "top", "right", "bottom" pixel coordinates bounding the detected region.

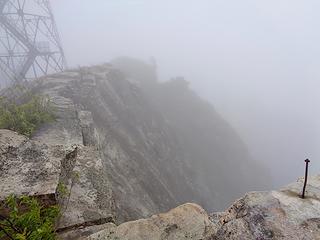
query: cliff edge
[
  {"left": 84, "top": 175, "right": 320, "bottom": 240},
  {"left": 0, "top": 62, "right": 274, "bottom": 239},
  {"left": 1, "top": 128, "right": 318, "bottom": 239}
]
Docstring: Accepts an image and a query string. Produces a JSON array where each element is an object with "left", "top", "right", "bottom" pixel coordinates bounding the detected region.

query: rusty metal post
[{"left": 301, "top": 159, "right": 310, "bottom": 199}]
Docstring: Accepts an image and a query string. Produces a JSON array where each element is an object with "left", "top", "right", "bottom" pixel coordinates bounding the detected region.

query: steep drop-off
[
  {"left": 112, "top": 57, "right": 269, "bottom": 209},
  {"left": 84, "top": 175, "right": 320, "bottom": 240},
  {"left": 1, "top": 61, "right": 268, "bottom": 230}
]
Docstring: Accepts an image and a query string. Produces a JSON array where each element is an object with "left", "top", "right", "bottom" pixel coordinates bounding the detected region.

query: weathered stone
[
  {"left": 57, "top": 145, "right": 115, "bottom": 229},
  {"left": 0, "top": 129, "right": 62, "bottom": 201},
  {"left": 58, "top": 222, "right": 116, "bottom": 240},
  {"left": 211, "top": 175, "right": 320, "bottom": 239},
  {"left": 85, "top": 203, "right": 214, "bottom": 240},
  {"left": 0, "top": 128, "right": 115, "bottom": 232},
  {"left": 82, "top": 176, "right": 320, "bottom": 240}
]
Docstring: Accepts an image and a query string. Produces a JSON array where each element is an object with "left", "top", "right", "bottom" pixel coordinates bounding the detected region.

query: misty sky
[{"left": 52, "top": 0, "right": 319, "bottom": 188}]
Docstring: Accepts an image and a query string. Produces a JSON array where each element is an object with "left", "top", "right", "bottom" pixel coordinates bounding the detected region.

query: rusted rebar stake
[{"left": 301, "top": 159, "right": 310, "bottom": 199}]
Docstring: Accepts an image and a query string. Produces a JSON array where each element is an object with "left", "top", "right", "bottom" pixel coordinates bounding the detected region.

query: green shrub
[
  {"left": 0, "top": 94, "right": 55, "bottom": 137},
  {"left": 0, "top": 195, "right": 60, "bottom": 240}
]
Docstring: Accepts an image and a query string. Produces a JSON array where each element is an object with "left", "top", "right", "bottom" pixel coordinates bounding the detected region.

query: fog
[{"left": 52, "top": 0, "right": 319, "bottom": 188}]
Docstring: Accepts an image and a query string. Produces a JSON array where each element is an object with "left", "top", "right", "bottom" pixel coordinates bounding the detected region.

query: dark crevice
[{"left": 56, "top": 216, "right": 115, "bottom": 234}]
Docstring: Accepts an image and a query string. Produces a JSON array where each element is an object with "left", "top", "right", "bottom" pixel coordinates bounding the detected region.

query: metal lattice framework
[{"left": 0, "top": 0, "right": 66, "bottom": 86}]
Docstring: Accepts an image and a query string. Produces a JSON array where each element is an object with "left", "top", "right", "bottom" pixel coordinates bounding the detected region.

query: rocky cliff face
[
  {"left": 32, "top": 65, "right": 206, "bottom": 223},
  {"left": 1, "top": 62, "right": 270, "bottom": 238},
  {"left": 111, "top": 57, "right": 269, "bottom": 210}
]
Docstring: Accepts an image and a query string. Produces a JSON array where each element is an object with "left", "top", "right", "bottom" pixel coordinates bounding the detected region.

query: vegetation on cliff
[
  {"left": 0, "top": 195, "right": 60, "bottom": 240},
  {"left": 0, "top": 94, "right": 55, "bottom": 137}
]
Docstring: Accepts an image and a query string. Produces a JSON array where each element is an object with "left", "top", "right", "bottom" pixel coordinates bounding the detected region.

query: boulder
[
  {"left": 212, "top": 175, "right": 320, "bottom": 239},
  {"left": 86, "top": 203, "right": 214, "bottom": 240},
  {"left": 82, "top": 176, "right": 320, "bottom": 240},
  {"left": 0, "top": 129, "right": 115, "bottom": 234}
]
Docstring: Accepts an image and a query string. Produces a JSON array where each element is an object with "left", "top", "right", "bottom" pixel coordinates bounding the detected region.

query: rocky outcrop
[
  {"left": 212, "top": 175, "right": 320, "bottom": 239},
  {"left": 0, "top": 62, "right": 270, "bottom": 238},
  {"left": 85, "top": 203, "right": 214, "bottom": 240},
  {"left": 0, "top": 129, "right": 115, "bottom": 232},
  {"left": 82, "top": 175, "right": 320, "bottom": 240}
]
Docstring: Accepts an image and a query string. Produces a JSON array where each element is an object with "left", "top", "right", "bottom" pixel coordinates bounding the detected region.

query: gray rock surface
[
  {"left": 0, "top": 129, "right": 61, "bottom": 201},
  {"left": 212, "top": 175, "right": 320, "bottom": 239},
  {"left": 30, "top": 65, "right": 202, "bottom": 223},
  {"left": 83, "top": 175, "right": 320, "bottom": 240},
  {"left": 0, "top": 128, "right": 115, "bottom": 232},
  {"left": 56, "top": 145, "right": 115, "bottom": 229},
  {"left": 85, "top": 203, "right": 214, "bottom": 240}
]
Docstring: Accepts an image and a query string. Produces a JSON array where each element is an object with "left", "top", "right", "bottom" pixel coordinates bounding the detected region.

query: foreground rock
[
  {"left": 1, "top": 129, "right": 319, "bottom": 239},
  {"left": 212, "top": 175, "right": 320, "bottom": 240},
  {"left": 0, "top": 129, "right": 61, "bottom": 205},
  {"left": 83, "top": 175, "right": 320, "bottom": 240},
  {"left": 85, "top": 203, "right": 214, "bottom": 240},
  {"left": 0, "top": 129, "right": 115, "bottom": 232}
]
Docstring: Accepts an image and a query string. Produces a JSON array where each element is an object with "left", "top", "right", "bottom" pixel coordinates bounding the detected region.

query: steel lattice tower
[{"left": 0, "top": 0, "right": 66, "bottom": 86}]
